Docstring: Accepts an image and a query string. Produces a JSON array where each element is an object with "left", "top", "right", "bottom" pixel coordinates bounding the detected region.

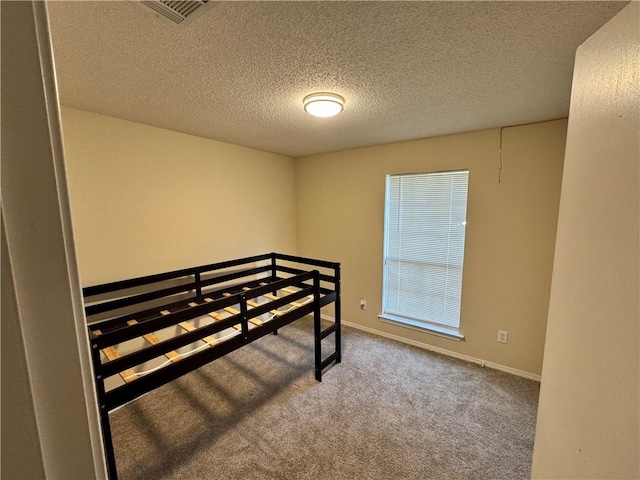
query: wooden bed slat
[
  {"left": 100, "top": 345, "right": 137, "bottom": 383},
  {"left": 177, "top": 321, "right": 219, "bottom": 346},
  {"left": 203, "top": 297, "right": 241, "bottom": 329},
  {"left": 96, "top": 330, "right": 137, "bottom": 383},
  {"left": 223, "top": 305, "right": 264, "bottom": 326},
  {"left": 203, "top": 298, "right": 226, "bottom": 321},
  {"left": 258, "top": 282, "right": 313, "bottom": 308},
  {"left": 203, "top": 298, "right": 222, "bottom": 319},
  {"left": 263, "top": 292, "right": 311, "bottom": 308},
  {"left": 241, "top": 287, "right": 284, "bottom": 316},
  {"left": 180, "top": 303, "right": 219, "bottom": 346},
  {"left": 102, "top": 347, "right": 120, "bottom": 362},
  {"left": 222, "top": 293, "right": 263, "bottom": 326},
  {"left": 129, "top": 317, "right": 180, "bottom": 363},
  {"left": 281, "top": 287, "right": 314, "bottom": 302}
]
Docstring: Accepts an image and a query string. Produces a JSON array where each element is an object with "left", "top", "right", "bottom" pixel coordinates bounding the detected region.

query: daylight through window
[{"left": 382, "top": 170, "right": 469, "bottom": 336}]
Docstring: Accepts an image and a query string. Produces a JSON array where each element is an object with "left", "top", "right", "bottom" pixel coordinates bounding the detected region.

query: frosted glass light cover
[{"left": 303, "top": 93, "right": 344, "bottom": 117}]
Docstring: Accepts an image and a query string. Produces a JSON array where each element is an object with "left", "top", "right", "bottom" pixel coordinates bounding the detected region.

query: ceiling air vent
[{"left": 140, "top": 0, "right": 213, "bottom": 26}]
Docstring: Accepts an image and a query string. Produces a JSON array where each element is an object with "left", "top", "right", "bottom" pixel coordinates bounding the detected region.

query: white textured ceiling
[{"left": 48, "top": 1, "right": 627, "bottom": 157}]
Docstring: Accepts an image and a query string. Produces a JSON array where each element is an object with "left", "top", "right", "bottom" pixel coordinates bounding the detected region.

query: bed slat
[
  {"left": 101, "top": 347, "right": 137, "bottom": 383},
  {"left": 178, "top": 321, "right": 219, "bottom": 346},
  {"left": 95, "top": 329, "right": 138, "bottom": 383},
  {"left": 221, "top": 293, "right": 264, "bottom": 326},
  {"left": 182, "top": 303, "right": 219, "bottom": 346},
  {"left": 129, "top": 317, "right": 181, "bottom": 363},
  {"left": 263, "top": 292, "right": 310, "bottom": 308},
  {"left": 258, "top": 282, "right": 314, "bottom": 308},
  {"left": 203, "top": 297, "right": 240, "bottom": 329},
  {"left": 242, "top": 287, "right": 284, "bottom": 316}
]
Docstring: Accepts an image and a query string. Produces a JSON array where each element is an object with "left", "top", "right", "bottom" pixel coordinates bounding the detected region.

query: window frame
[{"left": 379, "top": 170, "right": 469, "bottom": 341}]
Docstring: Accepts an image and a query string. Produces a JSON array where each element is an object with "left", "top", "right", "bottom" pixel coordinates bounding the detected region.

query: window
[{"left": 381, "top": 170, "right": 469, "bottom": 339}]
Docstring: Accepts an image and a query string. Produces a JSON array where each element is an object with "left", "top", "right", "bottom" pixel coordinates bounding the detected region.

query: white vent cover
[{"left": 140, "top": 0, "right": 213, "bottom": 25}]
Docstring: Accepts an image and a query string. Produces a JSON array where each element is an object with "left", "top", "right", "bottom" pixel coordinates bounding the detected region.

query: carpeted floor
[{"left": 110, "top": 319, "right": 540, "bottom": 479}]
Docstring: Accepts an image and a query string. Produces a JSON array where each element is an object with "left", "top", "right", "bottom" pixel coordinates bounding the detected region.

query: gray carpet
[{"left": 110, "top": 319, "right": 539, "bottom": 479}]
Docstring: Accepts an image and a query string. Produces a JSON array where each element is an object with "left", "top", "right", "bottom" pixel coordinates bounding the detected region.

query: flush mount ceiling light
[{"left": 303, "top": 92, "right": 345, "bottom": 118}]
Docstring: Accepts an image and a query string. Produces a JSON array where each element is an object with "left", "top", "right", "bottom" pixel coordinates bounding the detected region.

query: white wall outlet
[
  {"left": 497, "top": 330, "right": 508, "bottom": 344},
  {"left": 360, "top": 298, "right": 367, "bottom": 310}
]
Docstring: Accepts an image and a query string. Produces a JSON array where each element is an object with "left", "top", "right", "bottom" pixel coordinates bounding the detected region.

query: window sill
[{"left": 378, "top": 313, "right": 464, "bottom": 342}]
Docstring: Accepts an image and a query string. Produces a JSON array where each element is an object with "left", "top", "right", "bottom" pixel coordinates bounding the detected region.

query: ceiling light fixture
[{"left": 303, "top": 92, "right": 344, "bottom": 118}]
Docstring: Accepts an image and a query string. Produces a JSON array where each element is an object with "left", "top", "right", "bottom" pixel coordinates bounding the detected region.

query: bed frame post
[
  {"left": 270, "top": 253, "right": 277, "bottom": 283},
  {"left": 89, "top": 336, "right": 118, "bottom": 480},
  {"left": 239, "top": 294, "right": 249, "bottom": 341},
  {"left": 194, "top": 269, "right": 202, "bottom": 298},
  {"left": 312, "top": 270, "right": 322, "bottom": 381},
  {"left": 334, "top": 263, "right": 342, "bottom": 364},
  {"left": 271, "top": 253, "right": 279, "bottom": 335}
]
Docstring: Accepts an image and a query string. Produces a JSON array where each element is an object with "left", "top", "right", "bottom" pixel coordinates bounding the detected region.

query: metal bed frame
[{"left": 84, "top": 252, "right": 341, "bottom": 480}]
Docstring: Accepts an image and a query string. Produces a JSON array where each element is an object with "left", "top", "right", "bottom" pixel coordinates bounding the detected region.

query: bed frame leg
[
  {"left": 313, "top": 270, "right": 322, "bottom": 382},
  {"left": 271, "top": 255, "right": 279, "bottom": 335},
  {"left": 334, "top": 264, "right": 342, "bottom": 364},
  {"left": 90, "top": 341, "right": 118, "bottom": 479},
  {"left": 99, "top": 405, "right": 118, "bottom": 480}
]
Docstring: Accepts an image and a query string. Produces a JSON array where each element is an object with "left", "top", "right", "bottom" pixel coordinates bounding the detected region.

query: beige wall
[
  {"left": 296, "top": 119, "right": 567, "bottom": 377},
  {"left": 62, "top": 109, "right": 566, "bottom": 377},
  {"left": 61, "top": 107, "right": 297, "bottom": 286},
  {"left": 532, "top": 3, "right": 639, "bottom": 478}
]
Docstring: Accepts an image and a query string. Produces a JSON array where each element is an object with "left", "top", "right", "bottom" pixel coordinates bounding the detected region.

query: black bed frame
[{"left": 83, "top": 252, "right": 341, "bottom": 480}]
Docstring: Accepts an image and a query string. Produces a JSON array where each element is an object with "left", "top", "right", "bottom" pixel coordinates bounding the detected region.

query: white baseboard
[{"left": 323, "top": 315, "right": 541, "bottom": 382}]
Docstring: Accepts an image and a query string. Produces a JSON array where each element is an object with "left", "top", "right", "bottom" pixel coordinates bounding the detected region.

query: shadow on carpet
[{"left": 110, "top": 318, "right": 540, "bottom": 479}]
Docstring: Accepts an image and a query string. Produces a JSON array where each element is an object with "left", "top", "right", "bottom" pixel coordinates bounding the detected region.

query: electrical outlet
[
  {"left": 360, "top": 298, "right": 367, "bottom": 310},
  {"left": 497, "top": 330, "right": 508, "bottom": 344}
]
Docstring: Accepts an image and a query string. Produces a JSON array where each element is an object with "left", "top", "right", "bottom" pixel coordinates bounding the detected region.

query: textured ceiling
[{"left": 47, "top": 1, "right": 627, "bottom": 157}]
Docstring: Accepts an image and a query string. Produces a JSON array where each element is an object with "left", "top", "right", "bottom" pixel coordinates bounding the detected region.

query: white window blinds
[{"left": 383, "top": 170, "right": 469, "bottom": 330}]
